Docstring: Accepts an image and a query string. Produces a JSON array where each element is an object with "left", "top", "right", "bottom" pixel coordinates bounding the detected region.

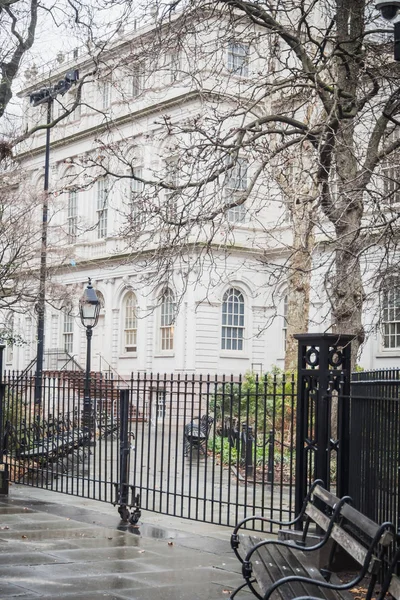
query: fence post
[
  {"left": 267, "top": 430, "right": 274, "bottom": 484},
  {"left": 241, "top": 423, "right": 254, "bottom": 478},
  {"left": 0, "top": 343, "right": 8, "bottom": 495},
  {"left": 294, "top": 333, "right": 353, "bottom": 523},
  {"left": 118, "top": 388, "right": 130, "bottom": 520}
]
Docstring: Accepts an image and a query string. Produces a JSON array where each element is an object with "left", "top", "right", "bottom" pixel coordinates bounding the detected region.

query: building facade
[{"left": 5, "top": 9, "right": 400, "bottom": 376}]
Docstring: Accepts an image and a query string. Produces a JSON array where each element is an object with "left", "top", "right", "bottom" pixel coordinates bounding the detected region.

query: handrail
[
  {"left": 97, "top": 353, "right": 129, "bottom": 386},
  {"left": 58, "top": 353, "right": 84, "bottom": 372},
  {"left": 6, "top": 349, "right": 84, "bottom": 390}
]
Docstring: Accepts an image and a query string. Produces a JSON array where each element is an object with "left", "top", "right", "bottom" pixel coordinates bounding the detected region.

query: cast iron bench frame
[
  {"left": 183, "top": 414, "right": 213, "bottom": 456},
  {"left": 230, "top": 480, "right": 397, "bottom": 600}
]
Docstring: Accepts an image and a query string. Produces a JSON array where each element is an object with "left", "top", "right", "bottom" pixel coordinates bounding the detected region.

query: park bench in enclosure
[
  {"left": 230, "top": 480, "right": 397, "bottom": 600},
  {"left": 4, "top": 413, "right": 91, "bottom": 478},
  {"left": 183, "top": 414, "right": 214, "bottom": 456}
]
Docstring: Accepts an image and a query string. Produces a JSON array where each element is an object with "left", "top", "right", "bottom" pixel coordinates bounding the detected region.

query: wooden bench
[{"left": 230, "top": 480, "right": 397, "bottom": 600}]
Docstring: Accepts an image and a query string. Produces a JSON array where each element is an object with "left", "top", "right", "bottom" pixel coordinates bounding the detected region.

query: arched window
[
  {"left": 160, "top": 289, "right": 175, "bottom": 351},
  {"left": 221, "top": 288, "right": 245, "bottom": 351},
  {"left": 382, "top": 285, "right": 400, "bottom": 349},
  {"left": 124, "top": 292, "right": 137, "bottom": 353}
]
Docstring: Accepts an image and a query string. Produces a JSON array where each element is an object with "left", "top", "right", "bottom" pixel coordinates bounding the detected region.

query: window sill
[
  {"left": 375, "top": 349, "right": 400, "bottom": 357},
  {"left": 219, "top": 352, "right": 248, "bottom": 359},
  {"left": 154, "top": 352, "right": 175, "bottom": 358},
  {"left": 119, "top": 353, "right": 137, "bottom": 359}
]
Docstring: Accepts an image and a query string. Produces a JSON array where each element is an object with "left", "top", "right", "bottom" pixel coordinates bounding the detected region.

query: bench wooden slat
[
  {"left": 242, "top": 536, "right": 351, "bottom": 600},
  {"left": 313, "top": 485, "right": 341, "bottom": 508},
  {"left": 243, "top": 537, "right": 320, "bottom": 600},
  {"left": 275, "top": 543, "right": 343, "bottom": 600},
  {"left": 339, "top": 504, "right": 391, "bottom": 542},
  {"left": 306, "top": 505, "right": 381, "bottom": 573},
  {"left": 312, "top": 486, "right": 394, "bottom": 546}
]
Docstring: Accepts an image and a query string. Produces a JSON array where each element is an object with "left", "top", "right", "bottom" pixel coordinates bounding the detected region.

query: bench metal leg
[{"left": 229, "top": 578, "right": 257, "bottom": 600}]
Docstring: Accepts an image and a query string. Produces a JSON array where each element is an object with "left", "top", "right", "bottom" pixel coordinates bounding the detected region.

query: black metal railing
[
  {"left": 347, "top": 392, "right": 400, "bottom": 532},
  {"left": 352, "top": 368, "right": 400, "bottom": 398},
  {"left": 1, "top": 369, "right": 297, "bottom": 532}
]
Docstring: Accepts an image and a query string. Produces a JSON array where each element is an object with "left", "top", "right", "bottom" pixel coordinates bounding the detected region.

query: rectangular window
[
  {"left": 225, "top": 157, "right": 248, "bottom": 223},
  {"left": 131, "top": 167, "right": 144, "bottom": 226},
  {"left": 67, "top": 190, "right": 78, "bottom": 242},
  {"left": 165, "top": 159, "right": 179, "bottom": 221},
  {"left": 97, "top": 178, "right": 108, "bottom": 238},
  {"left": 63, "top": 313, "right": 74, "bottom": 354},
  {"left": 283, "top": 295, "right": 288, "bottom": 353},
  {"left": 166, "top": 51, "right": 181, "bottom": 83},
  {"left": 382, "top": 129, "right": 400, "bottom": 205},
  {"left": 382, "top": 288, "right": 400, "bottom": 349},
  {"left": 71, "top": 90, "right": 81, "bottom": 120},
  {"left": 132, "top": 63, "right": 144, "bottom": 97},
  {"left": 227, "top": 42, "right": 249, "bottom": 76},
  {"left": 101, "top": 78, "right": 111, "bottom": 110},
  {"left": 156, "top": 390, "right": 166, "bottom": 418}
]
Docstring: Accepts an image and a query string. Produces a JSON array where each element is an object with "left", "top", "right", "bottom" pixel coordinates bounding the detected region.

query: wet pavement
[{"left": 0, "top": 485, "right": 249, "bottom": 599}]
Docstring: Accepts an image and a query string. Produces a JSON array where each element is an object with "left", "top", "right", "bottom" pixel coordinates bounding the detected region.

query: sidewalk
[{"left": 0, "top": 484, "right": 248, "bottom": 599}]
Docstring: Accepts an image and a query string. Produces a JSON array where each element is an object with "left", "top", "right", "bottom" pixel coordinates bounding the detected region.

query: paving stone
[{"left": 0, "top": 491, "right": 243, "bottom": 599}]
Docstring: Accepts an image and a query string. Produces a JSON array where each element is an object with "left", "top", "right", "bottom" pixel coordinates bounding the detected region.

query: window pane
[
  {"left": 382, "top": 286, "right": 400, "bottom": 348},
  {"left": 160, "top": 290, "right": 175, "bottom": 351},
  {"left": 124, "top": 293, "right": 137, "bottom": 352},
  {"left": 227, "top": 42, "right": 249, "bottom": 76},
  {"left": 221, "top": 288, "right": 245, "bottom": 351}
]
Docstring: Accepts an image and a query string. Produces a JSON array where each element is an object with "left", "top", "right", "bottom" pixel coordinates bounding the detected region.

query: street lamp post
[
  {"left": 30, "top": 69, "right": 79, "bottom": 408},
  {"left": 79, "top": 278, "right": 100, "bottom": 438}
]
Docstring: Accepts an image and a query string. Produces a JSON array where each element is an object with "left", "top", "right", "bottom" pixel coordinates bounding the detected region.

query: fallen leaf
[
  {"left": 222, "top": 590, "right": 230, "bottom": 594},
  {"left": 168, "top": 541, "right": 174, "bottom": 546},
  {"left": 138, "top": 550, "right": 145, "bottom": 553},
  {"left": 21, "top": 535, "right": 27, "bottom": 539}
]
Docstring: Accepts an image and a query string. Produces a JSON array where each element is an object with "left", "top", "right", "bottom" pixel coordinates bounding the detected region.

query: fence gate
[{"left": 1, "top": 367, "right": 297, "bottom": 532}]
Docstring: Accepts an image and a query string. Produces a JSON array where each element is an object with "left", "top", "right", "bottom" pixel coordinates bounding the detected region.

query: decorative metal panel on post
[{"left": 294, "top": 333, "right": 353, "bottom": 519}]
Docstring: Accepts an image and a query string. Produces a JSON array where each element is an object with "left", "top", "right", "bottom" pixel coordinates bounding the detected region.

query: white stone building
[{"left": 5, "top": 10, "right": 400, "bottom": 376}]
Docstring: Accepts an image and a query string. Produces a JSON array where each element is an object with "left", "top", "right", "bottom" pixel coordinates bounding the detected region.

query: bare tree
[
  {"left": 97, "top": 0, "right": 400, "bottom": 364},
  {"left": 16, "top": 0, "right": 400, "bottom": 366},
  {"left": 0, "top": 0, "right": 139, "bottom": 339}
]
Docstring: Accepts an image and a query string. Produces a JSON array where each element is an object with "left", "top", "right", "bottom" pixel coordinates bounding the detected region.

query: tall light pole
[
  {"left": 30, "top": 69, "right": 79, "bottom": 407},
  {"left": 79, "top": 278, "right": 100, "bottom": 439}
]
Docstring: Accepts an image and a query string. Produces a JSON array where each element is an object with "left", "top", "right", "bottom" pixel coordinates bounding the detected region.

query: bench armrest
[{"left": 230, "top": 514, "right": 302, "bottom": 562}]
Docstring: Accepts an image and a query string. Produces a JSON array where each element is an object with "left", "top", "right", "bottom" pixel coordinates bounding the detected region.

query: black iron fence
[
  {"left": 352, "top": 368, "right": 400, "bottom": 398},
  {"left": 1, "top": 369, "right": 297, "bottom": 532},
  {"left": 2, "top": 363, "right": 400, "bottom": 533},
  {"left": 347, "top": 393, "right": 400, "bottom": 530}
]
